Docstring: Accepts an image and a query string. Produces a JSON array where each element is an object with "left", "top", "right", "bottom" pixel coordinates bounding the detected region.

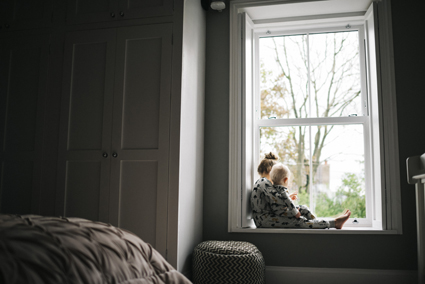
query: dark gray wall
[{"left": 203, "top": 0, "right": 420, "bottom": 270}]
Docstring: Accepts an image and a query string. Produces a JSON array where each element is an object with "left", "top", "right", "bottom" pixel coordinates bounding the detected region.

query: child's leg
[
  {"left": 297, "top": 205, "right": 316, "bottom": 220},
  {"left": 295, "top": 217, "right": 336, "bottom": 229},
  {"left": 260, "top": 215, "right": 336, "bottom": 229}
]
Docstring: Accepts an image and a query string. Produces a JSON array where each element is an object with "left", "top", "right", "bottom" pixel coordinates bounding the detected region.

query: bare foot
[
  {"left": 335, "top": 210, "right": 351, "bottom": 229},
  {"left": 334, "top": 209, "right": 349, "bottom": 219}
]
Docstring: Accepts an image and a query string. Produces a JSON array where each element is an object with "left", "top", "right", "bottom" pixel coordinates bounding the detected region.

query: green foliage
[
  {"left": 297, "top": 191, "right": 310, "bottom": 208},
  {"left": 302, "top": 172, "right": 366, "bottom": 218}
]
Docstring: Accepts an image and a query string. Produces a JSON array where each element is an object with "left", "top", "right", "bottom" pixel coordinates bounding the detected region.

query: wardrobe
[{"left": 0, "top": 0, "right": 205, "bottom": 273}]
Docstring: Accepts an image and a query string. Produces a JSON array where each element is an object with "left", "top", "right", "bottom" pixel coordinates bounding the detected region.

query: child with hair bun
[
  {"left": 256, "top": 152, "right": 279, "bottom": 180},
  {"left": 251, "top": 153, "right": 351, "bottom": 229}
]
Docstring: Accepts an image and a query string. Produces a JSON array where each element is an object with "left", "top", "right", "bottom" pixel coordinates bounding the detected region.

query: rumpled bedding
[{"left": 0, "top": 214, "right": 191, "bottom": 284}]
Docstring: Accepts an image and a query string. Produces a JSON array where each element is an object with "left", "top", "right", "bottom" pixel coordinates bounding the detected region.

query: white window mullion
[
  {"left": 358, "top": 27, "right": 369, "bottom": 117},
  {"left": 307, "top": 32, "right": 311, "bottom": 119},
  {"left": 363, "top": 119, "right": 374, "bottom": 227},
  {"left": 306, "top": 32, "right": 314, "bottom": 212},
  {"left": 309, "top": 125, "right": 314, "bottom": 212}
]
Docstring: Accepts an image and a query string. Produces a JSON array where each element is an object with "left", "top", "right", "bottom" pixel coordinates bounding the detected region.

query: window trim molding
[
  {"left": 373, "top": 0, "right": 401, "bottom": 233},
  {"left": 228, "top": 0, "right": 401, "bottom": 234}
]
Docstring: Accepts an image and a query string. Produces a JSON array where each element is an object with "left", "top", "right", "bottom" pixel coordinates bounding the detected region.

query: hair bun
[{"left": 265, "top": 152, "right": 278, "bottom": 160}]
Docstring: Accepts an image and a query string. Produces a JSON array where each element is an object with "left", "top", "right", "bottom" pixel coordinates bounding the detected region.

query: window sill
[{"left": 230, "top": 227, "right": 399, "bottom": 234}]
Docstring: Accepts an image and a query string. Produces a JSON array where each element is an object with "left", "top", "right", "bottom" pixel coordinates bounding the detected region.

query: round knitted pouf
[{"left": 192, "top": 240, "right": 265, "bottom": 284}]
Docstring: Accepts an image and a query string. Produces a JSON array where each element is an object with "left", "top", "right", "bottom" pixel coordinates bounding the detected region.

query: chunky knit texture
[
  {"left": 0, "top": 214, "right": 191, "bottom": 284},
  {"left": 193, "top": 241, "right": 265, "bottom": 284}
]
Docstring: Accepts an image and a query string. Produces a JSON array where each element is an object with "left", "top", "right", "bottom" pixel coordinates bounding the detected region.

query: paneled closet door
[
  {"left": 1, "top": 0, "right": 53, "bottom": 32},
  {"left": 117, "top": 0, "right": 173, "bottom": 20},
  {"left": 109, "top": 24, "right": 173, "bottom": 257},
  {"left": 66, "top": 0, "right": 118, "bottom": 25},
  {"left": 0, "top": 35, "right": 49, "bottom": 214},
  {"left": 56, "top": 29, "right": 116, "bottom": 223}
]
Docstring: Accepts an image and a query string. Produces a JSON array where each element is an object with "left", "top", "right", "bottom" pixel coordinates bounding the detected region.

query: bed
[{"left": 0, "top": 214, "right": 191, "bottom": 284}]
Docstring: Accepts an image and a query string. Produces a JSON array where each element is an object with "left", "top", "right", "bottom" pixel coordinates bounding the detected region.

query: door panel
[
  {"left": 0, "top": 35, "right": 49, "bottom": 215},
  {"left": 121, "top": 37, "right": 162, "bottom": 149},
  {"left": 0, "top": 1, "right": 12, "bottom": 30},
  {"left": 113, "top": 24, "right": 172, "bottom": 152},
  {"left": 57, "top": 29, "right": 116, "bottom": 222},
  {"left": 118, "top": 0, "right": 173, "bottom": 20},
  {"left": 109, "top": 24, "right": 172, "bottom": 257},
  {"left": 66, "top": 0, "right": 173, "bottom": 24},
  {"left": 67, "top": 42, "right": 108, "bottom": 151},
  {"left": 0, "top": 161, "right": 33, "bottom": 214},
  {"left": 118, "top": 160, "right": 158, "bottom": 246},
  {"left": 66, "top": 0, "right": 117, "bottom": 25},
  {"left": 2, "top": 0, "right": 53, "bottom": 31},
  {"left": 65, "top": 161, "right": 106, "bottom": 221},
  {"left": 4, "top": 47, "right": 40, "bottom": 151}
]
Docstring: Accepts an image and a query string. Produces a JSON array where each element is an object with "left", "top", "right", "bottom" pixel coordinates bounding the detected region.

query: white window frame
[
  {"left": 254, "top": 24, "right": 372, "bottom": 227},
  {"left": 228, "top": 0, "right": 402, "bottom": 234}
]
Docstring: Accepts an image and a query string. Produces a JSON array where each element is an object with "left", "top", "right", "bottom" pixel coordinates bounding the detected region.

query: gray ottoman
[{"left": 192, "top": 240, "right": 265, "bottom": 284}]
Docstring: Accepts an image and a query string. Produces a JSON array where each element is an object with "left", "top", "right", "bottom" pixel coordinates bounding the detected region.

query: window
[{"left": 228, "top": 0, "right": 401, "bottom": 233}]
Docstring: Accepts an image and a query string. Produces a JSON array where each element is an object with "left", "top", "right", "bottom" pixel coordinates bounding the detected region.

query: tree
[
  {"left": 260, "top": 32, "right": 361, "bottom": 194},
  {"left": 314, "top": 172, "right": 366, "bottom": 218}
]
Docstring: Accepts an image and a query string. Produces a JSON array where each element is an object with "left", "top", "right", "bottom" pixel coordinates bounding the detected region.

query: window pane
[
  {"left": 310, "top": 31, "right": 362, "bottom": 117},
  {"left": 259, "top": 35, "right": 308, "bottom": 119},
  {"left": 311, "top": 124, "right": 365, "bottom": 218},
  {"left": 260, "top": 124, "right": 366, "bottom": 219},
  {"left": 259, "top": 126, "right": 310, "bottom": 196},
  {"left": 259, "top": 31, "right": 362, "bottom": 120}
]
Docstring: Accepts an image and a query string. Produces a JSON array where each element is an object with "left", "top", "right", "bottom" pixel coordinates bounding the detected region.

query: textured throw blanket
[{"left": 0, "top": 215, "right": 191, "bottom": 284}]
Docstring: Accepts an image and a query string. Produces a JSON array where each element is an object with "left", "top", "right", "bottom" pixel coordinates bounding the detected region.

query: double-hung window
[{"left": 229, "top": 0, "right": 401, "bottom": 233}]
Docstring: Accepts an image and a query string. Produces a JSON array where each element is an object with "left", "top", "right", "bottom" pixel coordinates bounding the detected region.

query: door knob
[
  {"left": 120, "top": 11, "right": 124, "bottom": 17},
  {"left": 103, "top": 152, "right": 108, "bottom": 158},
  {"left": 112, "top": 152, "right": 118, "bottom": 158},
  {"left": 110, "top": 12, "right": 115, "bottom": 17}
]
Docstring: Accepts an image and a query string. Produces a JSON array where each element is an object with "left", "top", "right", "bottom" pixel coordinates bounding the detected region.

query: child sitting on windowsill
[{"left": 251, "top": 153, "right": 350, "bottom": 229}]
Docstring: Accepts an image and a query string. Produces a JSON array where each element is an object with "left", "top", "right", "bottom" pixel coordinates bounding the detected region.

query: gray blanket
[{"left": 0, "top": 214, "right": 191, "bottom": 284}]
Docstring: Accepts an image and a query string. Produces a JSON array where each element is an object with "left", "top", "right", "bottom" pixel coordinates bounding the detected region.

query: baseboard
[{"left": 265, "top": 266, "right": 417, "bottom": 284}]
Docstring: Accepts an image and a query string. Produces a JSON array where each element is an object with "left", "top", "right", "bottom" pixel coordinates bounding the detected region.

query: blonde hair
[
  {"left": 257, "top": 152, "right": 279, "bottom": 175},
  {"left": 270, "top": 163, "right": 290, "bottom": 185}
]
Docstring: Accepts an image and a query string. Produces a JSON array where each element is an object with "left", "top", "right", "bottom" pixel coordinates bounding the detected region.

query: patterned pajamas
[
  {"left": 250, "top": 178, "right": 334, "bottom": 229},
  {"left": 297, "top": 205, "right": 316, "bottom": 220}
]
